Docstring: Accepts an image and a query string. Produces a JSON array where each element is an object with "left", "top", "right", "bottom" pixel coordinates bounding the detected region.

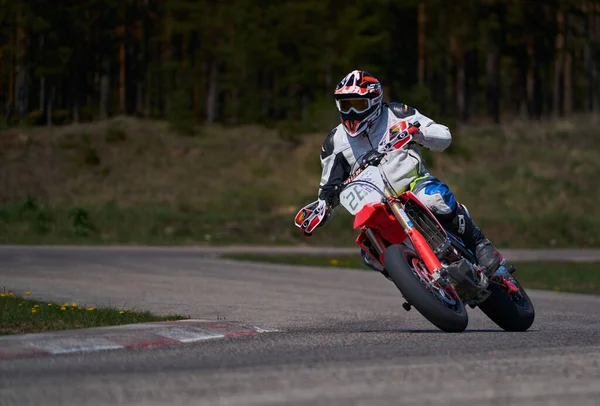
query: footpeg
[{"left": 402, "top": 302, "right": 412, "bottom": 312}]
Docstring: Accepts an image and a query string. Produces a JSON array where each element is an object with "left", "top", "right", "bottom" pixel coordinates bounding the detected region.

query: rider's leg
[{"left": 412, "top": 177, "right": 503, "bottom": 273}]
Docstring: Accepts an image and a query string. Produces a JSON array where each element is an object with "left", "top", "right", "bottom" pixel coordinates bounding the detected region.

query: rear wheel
[
  {"left": 477, "top": 274, "right": 535, "bottom": 332},
  {"left": 384, "top": 244, "right": 468, "bottom": 333}
]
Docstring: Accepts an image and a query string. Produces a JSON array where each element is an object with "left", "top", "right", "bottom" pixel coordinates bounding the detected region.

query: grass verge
[
  {"left": 0, "top": 289, "right": 188, "bottom": 335},
  {"left": 1, "top": 115, "right": 600, "bottom": 247},
  {"left": 223, "top": 254, "right": 600, "bottom": 295}
]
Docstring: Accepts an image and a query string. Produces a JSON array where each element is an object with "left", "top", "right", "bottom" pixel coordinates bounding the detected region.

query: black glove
[{"left": 319, "top": 184, "right": 342, "bottom": 209}]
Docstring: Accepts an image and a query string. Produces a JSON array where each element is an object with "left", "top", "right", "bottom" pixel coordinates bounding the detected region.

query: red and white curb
[{"left": 0, "top": 320, "right": 277, "bottom": 359}]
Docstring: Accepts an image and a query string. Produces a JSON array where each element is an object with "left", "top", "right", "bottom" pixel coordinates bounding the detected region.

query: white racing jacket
[{"left": 318, "top": 102, "right": 452, "bottom": 206}]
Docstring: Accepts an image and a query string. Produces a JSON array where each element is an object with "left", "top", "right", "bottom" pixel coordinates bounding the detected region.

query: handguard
[
  {"left": 294, "top": 199, "right": 330, "bottom": 236},
  {"left": 378, "top": 121, "right": 421, "bottom": 152}
]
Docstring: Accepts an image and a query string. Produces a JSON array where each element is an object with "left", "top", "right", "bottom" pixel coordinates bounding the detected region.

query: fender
[{"left": 354, "top": 202, "right": 408, "bottom": 245}]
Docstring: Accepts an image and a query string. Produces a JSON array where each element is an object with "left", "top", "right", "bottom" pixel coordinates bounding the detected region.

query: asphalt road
[{"left": 1, "top": 246, "right": 600, "bottom": 406}]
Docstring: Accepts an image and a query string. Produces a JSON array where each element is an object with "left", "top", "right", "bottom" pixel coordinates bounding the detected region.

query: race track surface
[{"left": 1, "top": 246, "right": 600, "bottom": 406}]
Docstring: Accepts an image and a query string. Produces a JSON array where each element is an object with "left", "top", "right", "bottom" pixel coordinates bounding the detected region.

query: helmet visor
[{"left": 336, "top": 98, "right": 370, "bottom": 114}]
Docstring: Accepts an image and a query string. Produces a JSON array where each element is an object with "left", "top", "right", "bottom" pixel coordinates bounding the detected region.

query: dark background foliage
[{"left": 2, "top": 0, "right": 598, "bottom": 129}]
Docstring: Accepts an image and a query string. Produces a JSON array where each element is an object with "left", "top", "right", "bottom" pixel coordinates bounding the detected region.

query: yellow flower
[
  {"left": 86, "top": 307, "right": 96, "bottom": 311},
  {"left": 119, "top": 311, "right": 125, "bottom": 314},
  {"left": 18, "top": 304, "right": 22, "bottom": 307},
  {"left": 60, "top": 306, "right": 67, "bottom": 311},
  {"left": 48, "top": 303, "right": 53, "bottom": 306},
  {"left": 25, "top": 291, "right": 31, "bottom": 296},
  {"left": 329, "top": 259, "right": 340, "bottom": 266},
  {"left": 0, "top": 294, "right": 5, "bottom": 297},
  {"left": 71, "top": 302, "right": 78, "bottom": 307},
  {"left": 31, "top": 309, "right": 37, "bottom": 314},
  {"left": 34, "top": 304, "right": 40, "bottom": 308}
]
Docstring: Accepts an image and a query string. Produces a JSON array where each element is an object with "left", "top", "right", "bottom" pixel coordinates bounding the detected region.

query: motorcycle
[{"left": 321, "top": 122, "right": 535, "bottom": 333}]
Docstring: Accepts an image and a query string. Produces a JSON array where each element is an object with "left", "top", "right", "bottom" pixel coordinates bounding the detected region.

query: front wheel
[
  {"left": 384, "top": 244, "right": 469, "bottom": 333},
  {"left": 477, "top": 275, "right": 535, "bottom": 332}
]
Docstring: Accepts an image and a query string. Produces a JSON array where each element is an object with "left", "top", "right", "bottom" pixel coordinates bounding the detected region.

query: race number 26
[{"left": 346, "top": 185, "right": 368, "bottom": 210}]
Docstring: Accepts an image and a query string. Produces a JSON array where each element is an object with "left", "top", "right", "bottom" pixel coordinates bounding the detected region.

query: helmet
[{"left": 334, "top": 70, "right": 384, "bottom": 137}]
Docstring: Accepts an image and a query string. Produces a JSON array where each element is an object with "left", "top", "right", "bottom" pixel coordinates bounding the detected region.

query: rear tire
[
  {"left": 384, "top": 244, "right": 469, "bottom": 333},
  {"left": 477, "top": 277, "right": 535, "bottom": 332}
]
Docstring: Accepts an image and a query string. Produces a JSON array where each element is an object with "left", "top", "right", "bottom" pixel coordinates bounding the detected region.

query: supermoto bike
[{"left": 334, "top": 122, "right": 535, "bottom": 333}]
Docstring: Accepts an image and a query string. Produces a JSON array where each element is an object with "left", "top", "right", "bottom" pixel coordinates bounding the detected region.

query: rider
[{"left": 294, "top": 70, "right": 504, "bottom": 275}]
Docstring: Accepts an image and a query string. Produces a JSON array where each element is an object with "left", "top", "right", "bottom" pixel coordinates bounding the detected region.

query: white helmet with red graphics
[{"left": 334, "top": 70, "right": 384, "bottom": 137}]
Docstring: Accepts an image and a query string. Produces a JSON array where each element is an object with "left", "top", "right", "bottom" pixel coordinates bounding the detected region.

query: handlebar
[
  {"left": 340, "top": 121, "right": 421, "bottom": 188},
  {"left": 360, "top": 121, "right": 421, "bottom": 169}
]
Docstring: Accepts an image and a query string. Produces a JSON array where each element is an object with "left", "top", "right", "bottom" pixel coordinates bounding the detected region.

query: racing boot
[
  {"left": 474, "top": 239, "right": 504, "bottom": 275},
  {"left": 441, "top": 204, "right": 503, "bottom": 275}
]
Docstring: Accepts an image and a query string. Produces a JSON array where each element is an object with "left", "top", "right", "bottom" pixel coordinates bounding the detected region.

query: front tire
[
  {"left": 384, "top": 244, "right": 469, "bottom": 333},
  {"left": 477, "top": 277, "right": 535, "bottom": 332}
]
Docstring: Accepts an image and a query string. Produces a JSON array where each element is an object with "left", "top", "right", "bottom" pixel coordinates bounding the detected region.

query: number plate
[{"left": 339, "top": 166, "right": 385, "bottom": 215}]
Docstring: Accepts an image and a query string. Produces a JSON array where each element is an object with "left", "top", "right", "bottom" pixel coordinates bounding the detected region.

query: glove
[
  {"left": 358, "top": 149, "right": 384, "bottom": 168},
  {"left": 380, "top": 121, "right": 421, "bottom": 152},
  {"left": 294, "top": 199, "right": 330, "bottom": 237},
  {"left": 407, "top": 125, "right": 421, "bottom": 136},
  {"left": 319, "top": 184, "right": 342, "bottom": 209}
]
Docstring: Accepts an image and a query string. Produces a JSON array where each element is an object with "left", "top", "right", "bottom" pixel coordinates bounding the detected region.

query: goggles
[{"left": 336, "top": 98, "right": 372, "bottom": 114}]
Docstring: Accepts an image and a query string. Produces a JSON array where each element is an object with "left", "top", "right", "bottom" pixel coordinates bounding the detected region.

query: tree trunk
[
  {"left": 118, "top": 25, "right": 126, "bottom": 113},
  {"left": 564, "top": 50, "right": 573, "bottom": 115},
  {"left": 73, "top": 101, "right": 79, "bottom": 123},
  {"left": 192, "top": 34, "right": 200, "bottom": 115},
  {"left": 206, "top": 60, "right": 218, "bottom": 123},
  {"left": 39, "top": 76, "right": 45, "bottom": 114},
  {"left": 553, "top": 9, "right": 565, "bottom": 118},
  {"left": 485, "top": 47, "right": 500, "bottom": 123},
  {"left": 39, "top": 35, "right": 45, "bottom": 114},
  {"left": 136, "top": 0, "right": 144, "bottom": 116},
  {"left": 72, "top": 63, "right": 79, "bottom": 123},
  {"left": 46, "top": 85, "right": 55, "bottom": 126},
  {"left": 440, "top": 55, "right": 447, "bottom": 117},
  {"left": 15, "top": 69, "right": 27, "bottom": 119},
  {"left": 162, "top": 5, "right": 172, "bottom": 116},
  {"left": 526, "top": 36, "right": 534, "bottom": 118},
  {"left": 189, "top": 30, "right": 200, "bottom": 115},
  {"left": 7, "top": 13, "right": 15, "bottom": 117},
  {"left": 417, "top": 1, "right": 426, "bottom": 86},
  {"left": 143, "top": 0, "right": 151, "bottom": 118},
  {"left": 15, "top": 9, "right": 27, "bottom": 121},
  {"left": 451, "top": 36, "right": 466, "bottom": 124},
  {"left": 0, "top": 50, "right": 3, "bottom": 113},
  {"left": 325, "top": 29, "right": 334, "bottom": 91},
  {"left": 585, "top": 3, "right": 594, "bottom": 112},
  {"left": 563, "top": 13, "right": 572, "bottom": 116},
  {"left": 594, "top": 3, "right": 600, "bottom": 112},
  {"left": 100, "top": 58, "right": 110, "bottom": 120},
  {"left": 457, "top": 58, "right": 466, "bottom": 123}
]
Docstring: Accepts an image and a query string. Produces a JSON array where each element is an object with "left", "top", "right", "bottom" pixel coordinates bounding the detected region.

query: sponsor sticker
[{"left": 400, "top": 210, "right": 414, "bottom": 227}]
